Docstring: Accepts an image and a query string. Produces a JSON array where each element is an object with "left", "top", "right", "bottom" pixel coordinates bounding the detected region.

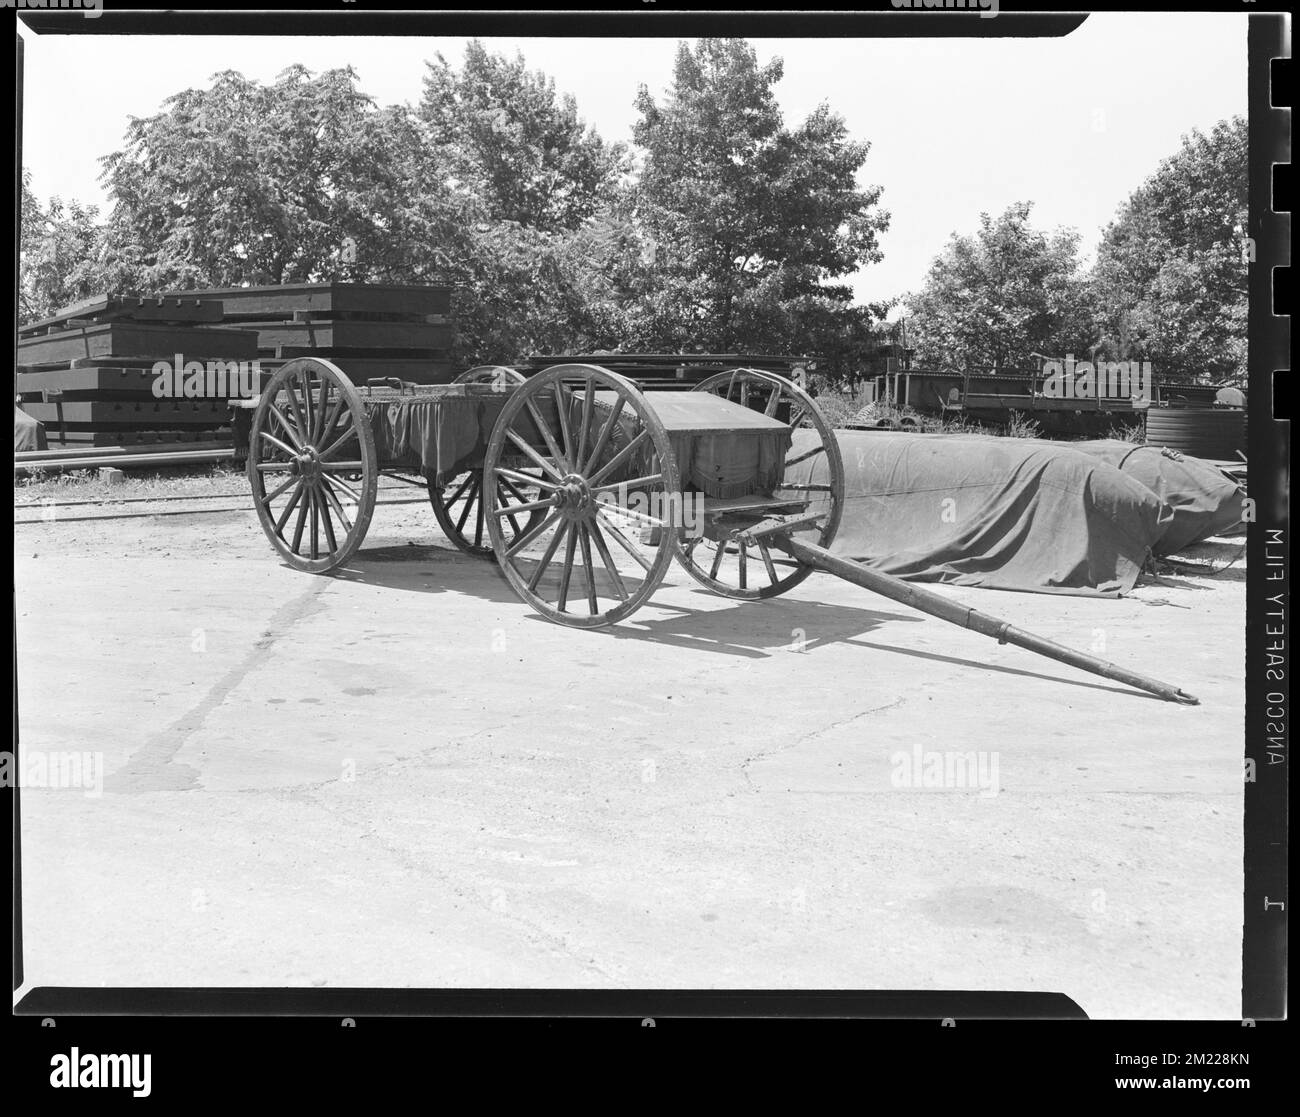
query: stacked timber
[
  {"left": 170, "top": 283, "right": 457, "bottom": 386},
  {"left": 16, "top": 296, "right": 259, "bottom": 448}
]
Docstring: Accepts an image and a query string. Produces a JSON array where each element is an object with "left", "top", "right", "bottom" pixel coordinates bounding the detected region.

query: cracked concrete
[{"left": 15, "top": 496, "right": 1244, "bottom": 1016}]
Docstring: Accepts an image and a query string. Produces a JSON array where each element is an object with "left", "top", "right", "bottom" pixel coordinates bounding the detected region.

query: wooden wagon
[{"left": 233, "top": 357, "right": 1198, "bottom": 703}]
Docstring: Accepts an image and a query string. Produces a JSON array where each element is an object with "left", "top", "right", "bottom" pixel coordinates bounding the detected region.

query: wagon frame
[{"left": 232, "top": 356, "right": 1199, "bottom": 704}]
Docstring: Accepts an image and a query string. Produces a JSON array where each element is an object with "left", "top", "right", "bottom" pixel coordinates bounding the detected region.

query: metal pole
[
  {"left": 774, "top": 535, "right": 1199, "bottom": 705},
  {"left": 13, "top": 448, "right": 236, "bottom": 473}
]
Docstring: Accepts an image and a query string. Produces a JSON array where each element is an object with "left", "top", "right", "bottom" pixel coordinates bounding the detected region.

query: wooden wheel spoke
[
  {"left": 317, "top": 419, "right": 358, "bottom": 462},
  {"left": 290, "top": 491, "right": 310, "bottom": 554},
  {"left": 473, "top": 482, "right": 486, "bottom": 548},
  {"left": 527, "top": 521, "right": 569, "bottom": 591},
  {"left": 319, "top": 477, "right": 354, "bottom": 533},
  {"left": 592, "top": 472, "right": 662, "bottom": 494},
  {"left": 589, "top": 427, "right": 649, "bottom": 487},
  {"left": 592, "top": 498, "right": 665, "bottom": 530},
  {"left": 784, "top": 444, "right": 827, "bottom": 468},
  {"left": 505, "top": 509, "right": 563, "bottom": 559},
  {"left": 308, "top": 486, "right": 320, "bottom": 559},
  {"left": 737, "top": 543, "right": 748, "bottom": 589},
  {"left": 267, "top": 405, "right": 305, "bottom": 449},
  {"left": 321, "top": 470, "right": 361, "bottom": 504},
  {"left": 593, "top": 508, "right": 654, "bottom": 574},
  {"left": 495, "top": 466, "right": 558, "bottom": 491},
  {"left": 576, "top": 377, "right": 595, "bottom": 468},
  {"left": 578, "top": 525, "right": 600, "bottom": 614},
  {"left": 444, "top": 471, "right": 476, "bottom": 508},
  {"left": 526, "top": 397, "right": 571, "bottom": 474},
  {"left": 556, "top": 528, "right": 578, "bottom": 611},
  {"left": 587, "top": 517, "right": 629, "bottom": 602},
  {"left": 455, "top": 475, "right": 479, "bottom": 533},
  {"left": 316, "top": 484, "right": 339, "bottom": 553},
  {"left": 310, "top": 377, "right": 332, "bottom": 444},
  {"left": 758, "top": 540, "right": 780, "bottom": 584},
  {"left": 261, "top": 473, "right": 299, "bottom": 505},
  {"left": 708, "top": 541, "right": 728, "bottom": 580},
  {"left": 554, "top": 387, "right": 575, "bottom": 469},
  {"left": 790, "top": 406, "right": 808, "bottom": 427},
  {"left": 283, "top": 378, "right": 311, "bottom": 443},
  {"left": 317, "top": 392, "right": 346, "bottom": 450},
  {"left": 583, "top": 394, "right": 625, "bottom": 474},
  {"left": 275, "top": 481, "right": 306, "bottom": 533},
  {"left": 492, "top": 497, "right": 553, "bottom": 518},
  {"left": 499, "top": 477, "right": 532, "bottom": 506},
  {"left": 505, "top": 428, "right": 565, "bottom": 482},
  {"left": 258, "top": 430, "right": 298, "bottom": 458}
]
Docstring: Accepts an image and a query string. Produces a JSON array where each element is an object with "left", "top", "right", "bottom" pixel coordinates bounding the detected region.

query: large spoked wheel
[
  {"left": 248, "top": 358, "right": 377, "bottom": 573},
  {"left": 483, "top": 363, "right": 681, "bottom": 628},
  {"left": 428, "top": 467, "right": 547, "bottom": 558},
  {"left": 677, "top": 367, "right": 844, "bottom": 599},
  {"left": 427, "top": 364, "right": 540, "bottom": 556}
]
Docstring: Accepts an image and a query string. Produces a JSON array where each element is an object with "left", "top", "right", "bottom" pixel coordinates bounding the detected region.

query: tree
[
  {"left": 99, "top": 66, "right": 470, "bottom": 290},
  {"left": 627, "top": 38, "right": 889, "bottom": 365},
  {"left": 1090, "top": 116, "right": 1248, "bottom": 384},
  {"left": 420, "top": 41, "right": 626, "bottom": 232},
  {"left": 904, "top": 202, "right": 1093, "bottom": 373},
  {"left": 19, "top": 170, "right": 107, "bottom": 324}
]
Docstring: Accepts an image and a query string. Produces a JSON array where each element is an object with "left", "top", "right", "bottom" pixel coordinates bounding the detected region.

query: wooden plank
[
  {"left": 19, "top": 295, "right": 223, "bottom": 337},
  {"left": 17, "top": 323, "right": 260, "bottom": 365},
  {"left": 36, "top": 429, "right": 229, "bottom": 448},
  {"left": 214, "top": 319, "right": 454, "bottom": 351},
  {"left": 264, "top": 344, "right": 452, "bottom": 361},
  {"left": 163, "top": 282, "right": 453, "bottom": 318},
  {"left": 593, "top": 389, "right": 792, "bottom": 435},
  {"left": 16, "top": 365, "right": 272, "bottom": 399},
  {"left": 24, "top": 401, "right": 232, "bottom": 425}
]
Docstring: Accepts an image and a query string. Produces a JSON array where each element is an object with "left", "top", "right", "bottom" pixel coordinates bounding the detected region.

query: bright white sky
[{"left": 19, "top": 13, "right": 1248, "bottom": 315}]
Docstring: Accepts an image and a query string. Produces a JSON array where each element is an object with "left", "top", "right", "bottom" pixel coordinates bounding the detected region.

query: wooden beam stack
[
  {"left": 16, "top": 296, "right": 259, "bottom": 448},
  {"left": 168, "top": 283, "right": 458, "bottom": 386}
]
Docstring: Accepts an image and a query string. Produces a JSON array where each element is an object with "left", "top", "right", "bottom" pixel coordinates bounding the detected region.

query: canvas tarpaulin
[
  {"left": 1035, "top": 439, "right": 1245, "bottom": 555},
  {"left": 365, "top": 391, "right": 512, "bottom": 482},
  {"left": 15, "top": 405, "right": 47, "bottom": 452},
  {"left": 783, "top": 430, "right": 1174, "bottom": 596}
]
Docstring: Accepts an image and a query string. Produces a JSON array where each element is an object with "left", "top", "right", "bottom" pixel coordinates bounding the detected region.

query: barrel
[{"left": 1144, "top": 407, "right": 1246, "bottom": 461}]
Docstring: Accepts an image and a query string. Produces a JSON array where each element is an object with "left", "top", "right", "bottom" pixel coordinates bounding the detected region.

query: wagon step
[{"left": 771, "top": 535, "right": 1200, "bottom": 706}]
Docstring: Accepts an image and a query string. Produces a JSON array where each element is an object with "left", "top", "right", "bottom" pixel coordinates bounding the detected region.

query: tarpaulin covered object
[
  {"left": 15, "top": 405, "right": 47, "bottom": 452},
  {"left": 1043, "top": 440, "right": 1245, "bottom": 555},
  {"left": 784, "top": 430, "right": 1176, "bottom": 596}
]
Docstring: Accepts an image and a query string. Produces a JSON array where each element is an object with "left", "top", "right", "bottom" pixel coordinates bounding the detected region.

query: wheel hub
[
  {"left": 554, "top": 474, "right": 594, "bottom": 518},
  {"left": 291, "top": 446, "right": 321, "bottom": 479}
]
